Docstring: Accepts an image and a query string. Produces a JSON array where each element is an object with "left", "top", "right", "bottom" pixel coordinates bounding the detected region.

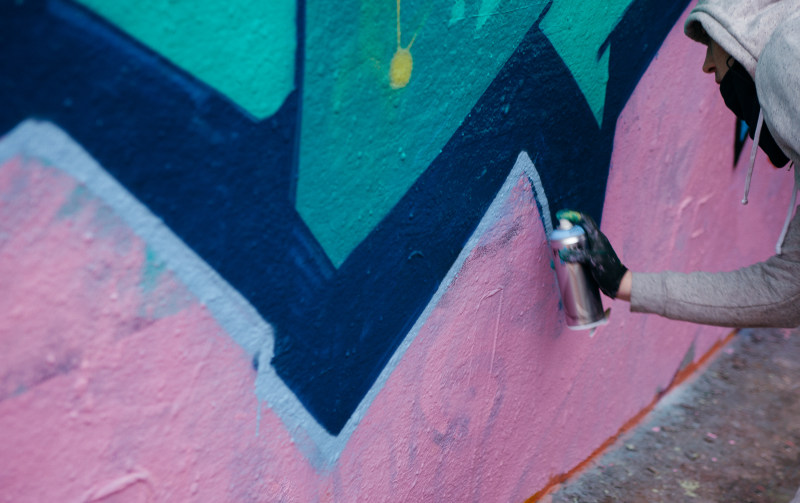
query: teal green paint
[
  {"left": 449, "top": 0, "right": 465, "bottom": 26},
  {"left": 57, "top": 185, "right": 91, "bottom": 218},
  {"left": 76, "top": 0, "right": 296, "bottom": 119},
  {"left": 140, "top": 248, "right": 193, "bottom": 318},
  {"left": 541, "top": 0, "right": 634, "bottom": 126},
  {"left": 142, "top": 277, "right": 194, "bottom": 319},
  {"left": 477, "top": 0, "right": 502, "bottom": 30},
  {"left": 297, "top": 0, "right": 547, "bottom": 266},
  {"left": 141, "top": 246, "right": 166, "bottom": 293}
]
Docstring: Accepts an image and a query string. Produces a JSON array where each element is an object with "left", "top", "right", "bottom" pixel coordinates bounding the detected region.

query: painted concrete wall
[{"left": 0, "top": 0, "right": 792, "bottom": 501}]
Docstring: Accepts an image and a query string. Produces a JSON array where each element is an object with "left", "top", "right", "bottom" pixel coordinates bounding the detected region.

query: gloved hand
[{"left": 556, "top": 210, "right": 628, "bottom": 299}]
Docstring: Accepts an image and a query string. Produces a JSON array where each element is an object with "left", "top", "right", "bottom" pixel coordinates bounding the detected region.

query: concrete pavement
[{"left": 543, "top": 327, "right": 800, "bottom": 503}]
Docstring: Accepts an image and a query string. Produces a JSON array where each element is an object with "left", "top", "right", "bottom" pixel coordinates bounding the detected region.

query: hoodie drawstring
[
  {"left": 741, "top": 109, "right": 765, "bottom": 205},
  {"left": 776, "top": 162, "right": 798, "bottom": 255},
  {"left": 739, "top": 109, "right": 796, "bottom": 254}
]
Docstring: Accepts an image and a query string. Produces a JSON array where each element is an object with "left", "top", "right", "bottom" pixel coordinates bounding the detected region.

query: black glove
[{"left": 556, "top": 210, "right": 628, "bottom": 299}]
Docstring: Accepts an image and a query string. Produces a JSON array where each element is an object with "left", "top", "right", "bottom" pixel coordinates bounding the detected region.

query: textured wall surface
[{"left": 0, "top": 0, "right": 792, "bottom": 501}]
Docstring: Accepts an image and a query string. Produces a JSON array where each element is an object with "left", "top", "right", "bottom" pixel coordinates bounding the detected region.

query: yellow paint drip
[
  {"left": 390, "top": 48, "right": 413, "bottom": 89},
  {"left": 391, "top": 0, "right": 423, "bottom": 90}
]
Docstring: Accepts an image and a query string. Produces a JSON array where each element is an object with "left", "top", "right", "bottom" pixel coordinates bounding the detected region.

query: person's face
[{"left": 702, "top": 40, "right": 731, "bottom": 84}]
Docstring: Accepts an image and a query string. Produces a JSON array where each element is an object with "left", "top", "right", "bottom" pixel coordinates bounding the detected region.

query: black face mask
[{"left": 719, "top": 59, "right": 789, "bottom": 167}]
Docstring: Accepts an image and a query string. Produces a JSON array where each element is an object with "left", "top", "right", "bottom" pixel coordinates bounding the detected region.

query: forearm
[
  {"left": 628, "top": 262, "right": 800, "bottom": 328},
  {"left": 615, "top": 270, "right": 632, "bottom": 302},
  {"left": 614, "top": 211, "right": 800, "bottom": 328}
]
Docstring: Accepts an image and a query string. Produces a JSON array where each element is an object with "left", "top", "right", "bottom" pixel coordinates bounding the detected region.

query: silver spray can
[{"left": 548, "top": 218, "right": 608, "bottom": 330}]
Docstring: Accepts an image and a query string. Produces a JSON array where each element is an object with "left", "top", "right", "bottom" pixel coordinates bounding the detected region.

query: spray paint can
[{"left": 549, "top": 218, "right": 608, "bottom": 330}]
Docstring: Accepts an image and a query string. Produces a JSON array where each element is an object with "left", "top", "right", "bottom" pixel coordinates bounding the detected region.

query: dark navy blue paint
[{"left": 0, "top": 0, "right": 690, "bottom": 434}]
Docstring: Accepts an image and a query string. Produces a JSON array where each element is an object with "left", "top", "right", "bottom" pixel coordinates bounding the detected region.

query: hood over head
[
  {"left": 684, "top": 0, "right": 800, "bottom": 167},
  {"left": 684, "top": 0, "right": 800, "bottom": 78},
  {"left": 684, "top": 0, "right": 800, "bottom": 254}
]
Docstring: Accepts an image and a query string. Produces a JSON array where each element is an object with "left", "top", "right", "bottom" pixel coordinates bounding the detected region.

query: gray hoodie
[{"left": 630, "top": 0, "right": 800, "bottom": 328}]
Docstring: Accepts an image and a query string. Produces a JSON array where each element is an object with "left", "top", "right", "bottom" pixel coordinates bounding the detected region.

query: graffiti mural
[{"left": 0, "top": 0, "right": 692, "bottom": 437}]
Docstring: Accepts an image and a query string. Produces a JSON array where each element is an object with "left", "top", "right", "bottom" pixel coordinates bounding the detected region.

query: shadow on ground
[{"left": 546, "top": 327, "right": 800, "bottom": 503}]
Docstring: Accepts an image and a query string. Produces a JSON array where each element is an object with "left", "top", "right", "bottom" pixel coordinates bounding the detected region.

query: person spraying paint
[{"left": 560, "top": 0, "right": 800, "bottom": 329}]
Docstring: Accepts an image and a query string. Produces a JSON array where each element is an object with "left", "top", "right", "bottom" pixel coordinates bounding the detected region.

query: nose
[{"left": 702, "top": 44, "right": 715, "bottom": 74}]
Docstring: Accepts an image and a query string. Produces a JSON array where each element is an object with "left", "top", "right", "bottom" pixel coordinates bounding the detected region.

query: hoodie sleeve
[{"left": 631, "top": 211, "right": 800, "bottom": 328}]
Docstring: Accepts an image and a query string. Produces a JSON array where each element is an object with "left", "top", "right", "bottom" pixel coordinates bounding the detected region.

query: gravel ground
[{"left": 544, "top": 327, "right": 800, "bottom": 503}]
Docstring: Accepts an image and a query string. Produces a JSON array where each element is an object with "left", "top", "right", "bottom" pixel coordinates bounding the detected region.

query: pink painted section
[
  {"left": 339, "top": 176, "right": 620, "bottom": 501},
  {"left": 0, "top": 153, "right": 557, "bottom": 501},
  {"left": 0, "top": 157, "right": 319, "bottom": 502},
  {"left": 0, "top": 5, "right": 792, "bottom": 503}
]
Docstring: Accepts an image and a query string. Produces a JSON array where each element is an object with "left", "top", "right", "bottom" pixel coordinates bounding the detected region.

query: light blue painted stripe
[{"left": 518, "top": 152, "right": 553, "bottom": 237}]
